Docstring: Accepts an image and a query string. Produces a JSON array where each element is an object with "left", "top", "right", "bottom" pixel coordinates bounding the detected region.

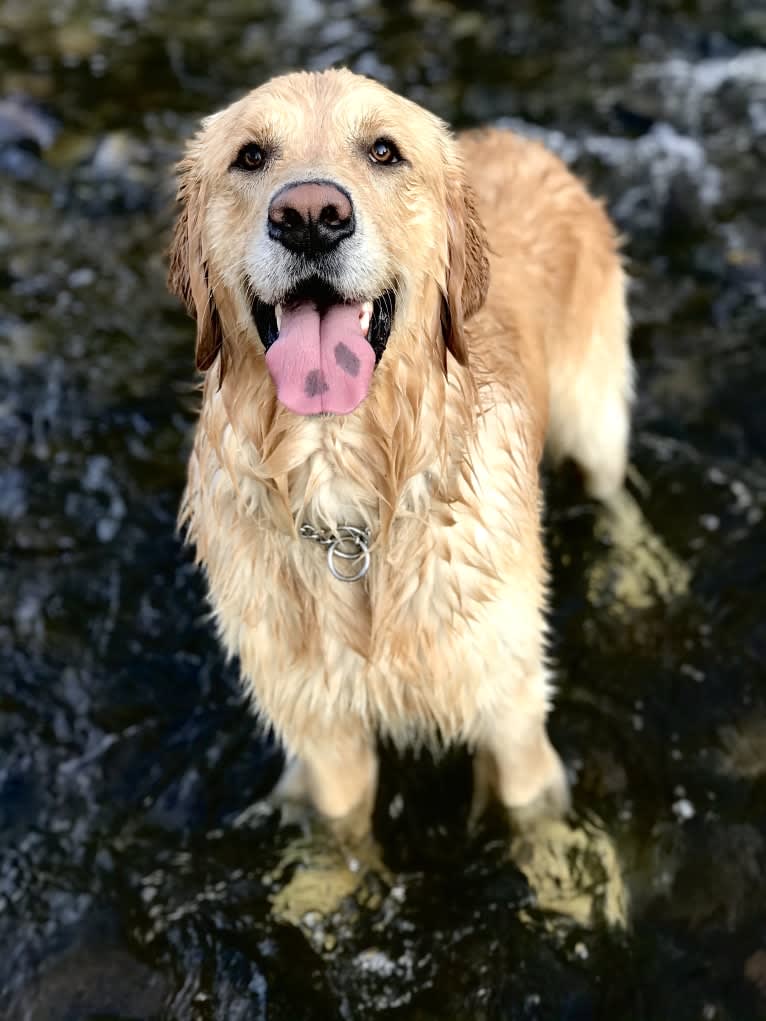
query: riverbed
[{"left": 2, "top": 2, "right": 765, "bottom": 1018}]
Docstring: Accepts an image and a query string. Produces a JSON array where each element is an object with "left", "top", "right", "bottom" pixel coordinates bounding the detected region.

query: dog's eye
[
  {"left": 369, "top": 138, "right": 401, "bottom": 165},
  {"left": 233, "top": 143, "right": 266, "bottom": 171}
]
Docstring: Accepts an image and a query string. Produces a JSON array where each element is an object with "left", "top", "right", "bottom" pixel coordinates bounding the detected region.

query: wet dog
[{"left": 168, "top": 69, "right": 632, "bottom": 835}]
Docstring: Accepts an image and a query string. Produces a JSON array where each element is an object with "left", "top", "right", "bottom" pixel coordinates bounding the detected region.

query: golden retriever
[{"left": 168, "top": 69, "right": 632, "bottom": 836}]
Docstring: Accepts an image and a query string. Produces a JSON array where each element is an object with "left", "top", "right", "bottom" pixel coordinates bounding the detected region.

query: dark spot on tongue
[
  {"left": 334, "top": 342, "right": 361, "bottom": 378},
  {"left": 304, "top": 369, "right": 329, "bottom": 397}
]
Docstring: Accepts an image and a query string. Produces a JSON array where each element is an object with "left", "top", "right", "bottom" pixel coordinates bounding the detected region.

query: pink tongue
[{"left": 264, "top": 302, "right": 375, "bottom": 415}]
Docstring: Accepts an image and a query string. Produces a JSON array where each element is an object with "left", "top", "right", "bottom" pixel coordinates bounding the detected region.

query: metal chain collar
[{"left": 299, "top": 523, "right": 371, "bottom": 583}]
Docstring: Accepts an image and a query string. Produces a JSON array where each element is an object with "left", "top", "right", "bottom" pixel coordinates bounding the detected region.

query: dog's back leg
[{"left": 546, "top": 264, "right": 634, "bottom": 504}]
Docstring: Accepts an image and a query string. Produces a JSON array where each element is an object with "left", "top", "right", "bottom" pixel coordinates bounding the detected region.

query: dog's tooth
[
  {"left": 359, "top": 301, "right": 373, "bottom": 337},
  {"left": 275, "top": 304, "right": 282, "bottom": 331}
]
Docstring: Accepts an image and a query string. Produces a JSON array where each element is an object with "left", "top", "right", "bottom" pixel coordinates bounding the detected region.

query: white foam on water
[
  {"left": 496, "top": 117, "right": 722, "bottom": 214},
  {"left": 634, "top": 49, "right": 766, "bottom": 132}
]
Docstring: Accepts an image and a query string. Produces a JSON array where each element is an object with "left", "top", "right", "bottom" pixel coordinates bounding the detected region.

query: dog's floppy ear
[
  {"left": 442, "top": 155, "right": 490, "bottom": 368},
  {"left": 167, "top": 153, "right": 226, "bottom": 380}
]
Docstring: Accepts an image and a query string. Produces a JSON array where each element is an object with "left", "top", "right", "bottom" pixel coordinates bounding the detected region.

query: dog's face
[{"left": 169, "top": 69, "right": 488, "bottom": 415}]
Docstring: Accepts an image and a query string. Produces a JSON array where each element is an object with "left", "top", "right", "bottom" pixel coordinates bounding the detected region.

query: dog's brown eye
[
  {"left": 233, "top": 143, "right": 266, "bottom": 171},
  {"left": 369, "top": 138, "right": 401, "bottom": 165}
]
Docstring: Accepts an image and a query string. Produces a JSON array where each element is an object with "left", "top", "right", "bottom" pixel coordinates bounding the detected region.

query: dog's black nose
[{"left": 268, "top": 181, "right": 355, "bottom": 256}]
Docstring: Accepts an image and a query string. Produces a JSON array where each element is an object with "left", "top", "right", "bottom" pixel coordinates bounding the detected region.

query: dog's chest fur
[{"left": 182, "top": 374, "right": 546, "bottom": 742}]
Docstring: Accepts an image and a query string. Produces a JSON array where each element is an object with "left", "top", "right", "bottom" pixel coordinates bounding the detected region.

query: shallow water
[{"left": 1, "top": 1, "right": 765, "bottom": 1018}]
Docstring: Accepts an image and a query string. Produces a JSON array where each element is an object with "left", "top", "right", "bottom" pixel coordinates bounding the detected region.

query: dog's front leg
[
  {"left": 276, "top": 718, "right": 379, "bottom": 842},
  {"left": 471, "top": 666, "right": 569, "bottom": 829}
]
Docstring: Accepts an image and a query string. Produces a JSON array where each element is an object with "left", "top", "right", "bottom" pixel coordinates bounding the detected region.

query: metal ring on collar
[{"left": 327, "top": 534, "right": 371, "bottom": 582}]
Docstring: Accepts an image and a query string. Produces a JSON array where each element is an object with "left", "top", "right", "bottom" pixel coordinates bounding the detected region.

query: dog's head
[{"left": 169, "top": 69, "right": 489, "bottom": 415}]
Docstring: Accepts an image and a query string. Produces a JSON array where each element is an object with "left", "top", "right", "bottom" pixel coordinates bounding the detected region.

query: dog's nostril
[
  {"left": 321, "top": 204, "right": 342, "bottom": 226},
  {"left": 281, "top": 208, "right": 303, "bottom": 229}
]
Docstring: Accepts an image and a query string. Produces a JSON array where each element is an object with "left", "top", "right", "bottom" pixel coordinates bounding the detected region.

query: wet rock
[
  {"left": 745, "top": 949, "right": 766, "bottom": 999},
  {"left": 719, "top": 714, "right": 766, "bottom": 780},
  {"left": 59, "top": 131, "right": 158, "bottom": 215},
  {"left": 611, "top": 100, "right": 656, "bottom": 137},
  {"left": 741, "top": 12, "right": 766, "bottom": 46},
  {"left": 511, "top": 818, "right": 628, "bottom": 930},
  {"left": 8, "top": 944, "right": 168, "bottom": 1021},
  {"left": 0, "top": 95, "right": 59, "bottom": 181},
  {"left": 0, "top": 96, "right": 58, "bottom": 154},
  {"left": 89, "top": 131, "right": 151, "bottom": 178},
  {"left": 670, "top": 824, "right": 766, "bottom": 930}
]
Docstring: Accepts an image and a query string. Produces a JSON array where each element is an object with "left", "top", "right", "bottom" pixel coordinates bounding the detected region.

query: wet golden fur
[{"left": 169, "top": 70, "right": 633, "bottom": 826}]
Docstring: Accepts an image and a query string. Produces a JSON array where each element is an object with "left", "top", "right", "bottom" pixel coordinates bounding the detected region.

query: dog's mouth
[{"left": 251, "top": 277, "right": 396, "bottom": 416}]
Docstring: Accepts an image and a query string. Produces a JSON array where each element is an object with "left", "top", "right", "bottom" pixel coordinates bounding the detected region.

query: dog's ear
[
  {"left": 167, "top": 153, "right": 226, "bottom": 379},
  {"left": 442, "top": 156, "right": 490, "bottom": 368}
]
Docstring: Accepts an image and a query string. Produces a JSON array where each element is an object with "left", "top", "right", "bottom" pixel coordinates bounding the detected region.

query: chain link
[
  {"left": 299, "top": 523, "right": 372, "bottom": 582},
  {"left": 298, "top": 523, "right": 334, "bottom": 545}
]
